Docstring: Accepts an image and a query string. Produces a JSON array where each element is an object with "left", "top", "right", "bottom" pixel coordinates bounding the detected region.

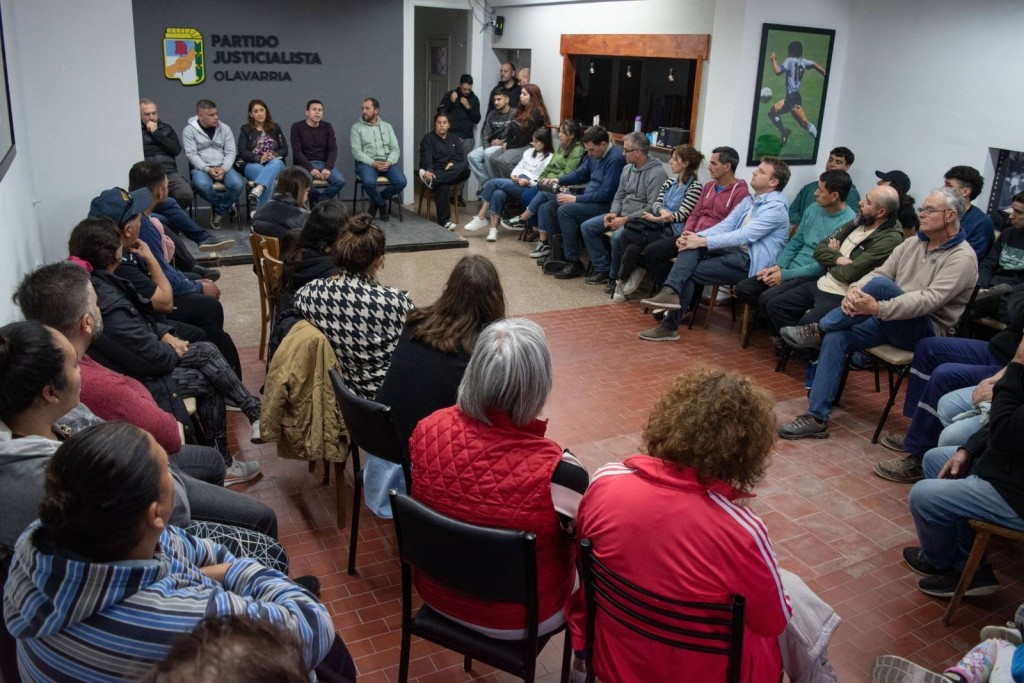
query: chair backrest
[
  {"left": 249, "top": 231, "right": 270, "bottom": 300},
  {"left": 261, "top": 249, "right": 284, "bottom": 306},
  {"left": 580, "top": 538, "right": 746, "bottom": 683},
  {"left": 390, "top": 492, "right": 538, "bottom": 612},
  {"left": 261, "top": 234, "right": 282, "bottom": 260},
  {"left": 327, "top": 368, "right": 408, "bottom": 469}
]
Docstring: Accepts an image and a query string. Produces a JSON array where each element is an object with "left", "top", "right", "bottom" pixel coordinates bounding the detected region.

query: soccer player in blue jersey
[{"left": 766, "top": 41, "right": 826, "bottom": 147}]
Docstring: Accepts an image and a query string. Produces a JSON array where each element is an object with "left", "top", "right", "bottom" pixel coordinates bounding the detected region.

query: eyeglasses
[
  {"left": 917, "top": 206, "right": 950, "bottom": 215},
  {"left": 622, "top": 147, "right": 636, "bottom": 154}
]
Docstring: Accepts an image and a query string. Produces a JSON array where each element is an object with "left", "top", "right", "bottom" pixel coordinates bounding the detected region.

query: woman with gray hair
[{"left": 408, "top": 318, "right": 589, "bottom": 639}]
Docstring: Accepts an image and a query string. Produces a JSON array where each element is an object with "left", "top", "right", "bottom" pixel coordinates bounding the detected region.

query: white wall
[
  {"left": 837, "top": 0, "right": 1024, "bottom": 202},
  {"left": 7, "top": 0, "right": 142, "bottom": 266}
]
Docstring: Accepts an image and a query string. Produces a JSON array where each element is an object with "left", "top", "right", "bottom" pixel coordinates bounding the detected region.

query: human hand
[
  {"left": 556, "top": 193, "right": 576, "bottom": 205},
  {"left": 938, "top": 449, "right": 970, "bottom": 479},
  {"left": 207, "top": 167, "right": 220, "bottom": 179},
  {"left": 770, "top": 51, "right": 778, "bottom": 62},
  {"left": 490, "top": 139, "right": 502, "bottom": 147},
  {"left": 200, "top": 562, "right": 233, "bottom": 584},
  {"left": 660, "top": 209, "right": 674, "bottom": 222},
  {"left": 609, "top": 216, "right": 627, "bottom": 230},
  {"left": 642, "top": 212, "right": 657, "bottom": 222},
  {"left": 200, "top": 280, "right": 221, "bottom": 299},
  {"left": 517, "top": 177, "right": 529, "bottom": 187},
  {"left": 841, "top": 286, "right": 879, "bottom": 316},
  {"left": 145, "top": 120, "right": 158, "bottom": 133},
  {"left": 128, "top": 239, "right": 154, "bottom": 261},
  {"left": 828, "top": 237, "right": 841, "bottom": 250},
  {"left": 161, "top": 334, "right": 189, "bottom": 357},
  {"left": 603, "top": 213, "right": 616, "bottom": 227},
  {"left": 762, "top": 267, "right": 782, "bottom": 287},
  {"left": 835, "top": 256, "right": 853, "bottom": 265},
  {"left": 460, "top": 97, "right": 470, "bottom": 108},
  {"left": 1014, "top": 336, "right": 1024, "bottom": 365},
  {"left": 444, "top": 162, "right": 454, "bottom": 170},
  {"left": 450, "top": 91, "right": 458, "bottom": 103},
  {"left": 680, "top": 233, "right": 706, "bottom": 250},
  {"left": 422, "top": 171, "right": 435, "bottom": 183}
]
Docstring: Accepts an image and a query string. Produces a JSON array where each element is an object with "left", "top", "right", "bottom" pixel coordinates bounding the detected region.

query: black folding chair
[
  {"left": 327, "top": 369, "right": 410, "bottom": 575},
  {"left": 389, "top": 492, "right": 571, "bottom": 683},
  {"left": 580, "top": 538, "right": 746, "bottom": 683}
]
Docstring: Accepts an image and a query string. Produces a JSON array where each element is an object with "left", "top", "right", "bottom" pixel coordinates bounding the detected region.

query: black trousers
[
  {"left": 641, "top": 235, "right": 680, "bottom": 291},
  {"left": 430, "top": 163, "right": 471, "bottom": 225},
  {"left": 761, "top": 278, "right": 843, "bottom": 335},
  {"left": 168, "top": 293, "right": 242, "bottom": 378}
]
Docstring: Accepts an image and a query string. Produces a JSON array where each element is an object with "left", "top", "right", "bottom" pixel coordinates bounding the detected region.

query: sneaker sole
[
  {"left": 639, "top": 300, "right": 681, "bottom": 310},
  {"left": 638, "top": 332, "right": 680, "bottom": 342},
  {"left": 199, "top": 240, "right": 234, "bottom": 252},
  {"left": 224, "top": 474, "right": 262, "bottom": 487},
  {"left": 879, "top": 437, "right": 908, "bottom": 453},
  {"left": 778, "top": 429, "right": 830, "bottom": 440},
  {"left": 919, "top": 582, "right": 1002, "bottom": 599},
  {"left": 529, "top": 250, "right": 549, "bottom": 258},
  {"left": 980, "top": 625, "right": 1022, "bottom": 645},
  {"left": 873, "top": 464, "right": 923, "bottom": 484},
  {"left": 902, "top": 549, "right": 944, "bottom": 577}
]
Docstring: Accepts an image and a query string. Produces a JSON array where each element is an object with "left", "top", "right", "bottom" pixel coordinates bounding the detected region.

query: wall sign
[
  {"left": 164, "top": 27, "right": 205, "bottom": 86},
  {"left": 164, "top": 26, "right": 323, "bottom": 85}
]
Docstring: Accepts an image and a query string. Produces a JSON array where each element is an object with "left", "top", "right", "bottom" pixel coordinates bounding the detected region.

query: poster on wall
[
  {"left": 746, "top": 24, "right": 835, "bottom": 166},
  {"left": 0, "top": 7, "right": 16, "bottom": 182}
]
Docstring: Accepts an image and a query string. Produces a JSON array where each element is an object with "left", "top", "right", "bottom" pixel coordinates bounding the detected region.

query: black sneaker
[
  {"left": 919, "top": 565, "right": 1000, "bottom": 599},
  {"left": 293, "top": 574, "right": 321, "bottom": 598},
  {"left": 780, "top": 323, "right": 822, "bottom": 350},
  {"left": 780, "top": 127, "right": 791, "bottom": 147},
  {"left": 902, "top": 547, "right": 944, "bottom": 576},
  {"left": 603, "top": 280, "right": 617, "bottom": 295},
  {"left": 554, "top": 262, "right": 586, "bottom": 280},
  {"left": 778, "top": 414, "right": 829, "bottom": 440},
  {"left": 193, "top": 265, "right": 221, "bottom": 282},
  {"left": 378, "top": 204, "right": 390, "bottom": 222},
  {"left": 585, "top": 271, "right": 609, "bottom": 285}
]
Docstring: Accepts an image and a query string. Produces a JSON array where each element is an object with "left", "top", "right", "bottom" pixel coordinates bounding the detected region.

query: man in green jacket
[
  {"left": 350, "top": 97, "right": 406, "bottom": 221},
  {"left": 760, "top": 184, "right": 904, "bottom": 342}
]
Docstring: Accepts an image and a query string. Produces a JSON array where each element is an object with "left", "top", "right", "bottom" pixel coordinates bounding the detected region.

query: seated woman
[
  {"left": 68, "top": 218, "right": 265, "bottom": 484},
  {"left": 293, "top": 213, "right": 413, "bottom": 399},
  {"left": 463, "top": 128, "right": 553, "bottom": 242},
  {"left": 365, "top": 254, "right": 507, "bottom": 516},
  {"left": 487, "top": 84, "right": 550, "bottom": 181},
  {"left": 274, "top": 199, "right": 348, "bottom": 318},
  {"left": 251, "top": 167, "right": 311, "bottom": 239},
  {"left": 408, "top": 318, "right": 589, "bottom": 639},
  {"left": 568, "top": 368, "right": 836, "bottom": 682},
  {"left": 0, "top": 320, "right": 283, "bottom": 565},
  {"left": 500, "top": 120, "right": 585, "bottom": 254},
  {"left": 612, "top": 144, "right": 705, "bottom": 302},
  {"left": 236, "top": 99, "right": 288, "bottom": 211},
  {"left": 3, "top": 422, "right": 340, "bottom": 681}
]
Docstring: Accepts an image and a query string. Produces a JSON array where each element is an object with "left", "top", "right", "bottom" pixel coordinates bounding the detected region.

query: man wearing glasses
[
  {"left": 579, "top": 132, "right": 667, "bottom": 287},
  {"left": 777, "top": 186, "right": 978, "bottom": 440}
]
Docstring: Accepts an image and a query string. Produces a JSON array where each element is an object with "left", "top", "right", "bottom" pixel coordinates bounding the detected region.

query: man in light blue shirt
[{"left": 639, "top": 156, "right": 791, "bottom": 341}]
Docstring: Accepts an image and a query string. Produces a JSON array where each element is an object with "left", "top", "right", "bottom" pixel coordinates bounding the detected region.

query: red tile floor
[{"left": 229, "top": 302, "right": 1024, "bottom": 682}]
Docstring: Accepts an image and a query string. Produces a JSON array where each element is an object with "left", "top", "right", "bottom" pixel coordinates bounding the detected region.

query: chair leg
[
  {"left": 687, "top": 286, "right": 703, "bottom": 330},
  {"left": 398, "top": 625, "right": 412, "bottom": 683},
  {"left": 872, "top": 366, "right": 910, "bottom": 444},
  {"left": 834, "top": 353, "right": 853, "bottom": 406},
  {"left": 741, "top": 304, "right": 754, "bottom": 348},
  {"left": 463, "top": 655, "right": 472, "bottom": 672},
  {"left": 942, "top": 529, "right": 992, "bottom": 625},
  {"left": 348, "top": 470, "right": 362, "bottom": 575},
  {"left": 775, "top": 345, "right": 792, "bottom": 372},
  {"left": 321, "top": 458, "right": 330, "bottom": 486},
  {"left": 703, "top": 285, "right": 720, "bottom": 330},
  {"left": 560, "top": 629, "right": 573, "bottom": 683},
  {"left": 334, "top": 462, "right": 346, "bottom": 528}
]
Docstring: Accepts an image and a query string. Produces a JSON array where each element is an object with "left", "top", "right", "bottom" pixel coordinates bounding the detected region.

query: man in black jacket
[
  {"left": 418, "top": 113, "right": 470, "bottom": 230},
  {"left": 905, "top": 335, "right": 1024, "bottom": 598},
  {"left": 437, "top": 74, "right": 481, "bottom": 160},
  {"left": 141, "top": 98, "right": 192, "bottom": 210}
]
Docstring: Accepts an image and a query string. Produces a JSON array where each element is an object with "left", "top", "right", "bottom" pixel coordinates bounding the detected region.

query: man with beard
[
  {"left": 350, "top": 97, "right": 406, "bottom": 221},
  {"left": 761, "top": 185, "right": 904, "bottom": 349}
]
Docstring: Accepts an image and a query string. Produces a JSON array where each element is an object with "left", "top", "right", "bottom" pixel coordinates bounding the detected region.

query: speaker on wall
[{"left": 494, "top": 16, "right": 504, "bottom": 36}]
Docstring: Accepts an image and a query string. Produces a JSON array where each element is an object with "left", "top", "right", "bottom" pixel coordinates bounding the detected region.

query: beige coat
[{"left": 261, "top": 320, "right": 349, "bottom": 463}]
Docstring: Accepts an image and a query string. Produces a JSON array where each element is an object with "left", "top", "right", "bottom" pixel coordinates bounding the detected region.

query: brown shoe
[
  {"left": 880, "top": 432, "right": 907, "bottom": 453},
  {"left": 640, "top": 287, "right": 681, "bottom": 310}
]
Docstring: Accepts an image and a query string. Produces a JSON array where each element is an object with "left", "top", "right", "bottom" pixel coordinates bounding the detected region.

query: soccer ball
[{"left": 759, "top": 87, "right": 773, "bottom": 104}]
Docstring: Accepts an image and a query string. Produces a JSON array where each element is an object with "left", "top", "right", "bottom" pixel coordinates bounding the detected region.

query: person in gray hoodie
[
  {"left": 182, "top": 99, "right": 244, "bottom": 227},
  {"left": 580, "top": 131, "right": 668, "bottom": 286}
]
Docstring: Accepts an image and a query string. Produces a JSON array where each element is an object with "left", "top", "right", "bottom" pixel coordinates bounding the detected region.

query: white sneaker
[
  {"left": 529, "top": 242, "right": 551, "bottom": 258},
  {"left": 622, "top": 267, "right": 647, "bottom": 296},
  {"left": 418, "top": 169, "right": 434, "bottom": 189},
  {"left": 612, "top": 283, "right": 626, "bottom": 303},
  {"left": 464, "top": 216, "right": 489, "bottom": 231},
  {"left": 487, "top": 227, "right": 498, "bottom": 242},
  {"left": 199, "top": 239, "right": 234, "bottom": 252},
  {"left": 250, "top": 419, "right": 264, "bottom": 444},
  {"left": 224, "top": 458, "right": 263, "bottom": 487},
  {"left": 443, "top": 221, "right": 457, "bottom": 231}
]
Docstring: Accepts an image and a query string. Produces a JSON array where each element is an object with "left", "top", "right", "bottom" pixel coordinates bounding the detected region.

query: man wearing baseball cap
[{"left": 876, "top": 169, "right": 920, "bottom": 237}]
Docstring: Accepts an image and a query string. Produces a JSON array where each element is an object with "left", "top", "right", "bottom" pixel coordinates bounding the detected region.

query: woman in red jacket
[
  {"left": 408, "top": 318, "right": 589, "bottom": 639},
  {"left": 568, "top": 368, "right": 791, "bottom": 682}
]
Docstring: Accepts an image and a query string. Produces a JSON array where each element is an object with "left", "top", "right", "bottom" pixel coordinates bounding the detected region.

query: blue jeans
[
  {"left": 807, "top": 277, "right": 936, "bottom": 421},
  {"left": 661, "top": 248, "right": 751, "bottom": 330},
  {"left": 468, "top": 145, "right": 503, "bottom": 185},
  {"left": 153, "top": 196, "right": 212, "bottom": 244},
  {"left": 243, "top": 159, "right": 286, "bottom": 209},
  {"left": 902, "top": 337, "right": 1001, "bottom": 456},
  {"left": 936, "top": 387, "right": 984, "bottom": 447},
  {"left": 355, "top": 162, "right": 407, "bottom": 207},
  {"left": 482, "top": 178, "right": 528, "bottom": 216},
  {"left": 538, "top": 199, "right": 608, "bottom": 262},
  {"left": 531, "top": 193, "right": 556, "bottom": 233},
  {"left": 909, "top": 446, "right": 1024, "bottom": 571},
  {"left": 580, "top": 217, "right": 627, "bottom": 276},
  {"left": 309, "top": 161, "right": 345, "bottom": 202},
  {"left": 190, "top": 167, "right": 244, "bottom": 216}
]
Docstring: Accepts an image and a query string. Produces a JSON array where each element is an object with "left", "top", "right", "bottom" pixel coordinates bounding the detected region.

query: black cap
[{"left": 874, "top": 170, "right": 911, "bottom": 197}]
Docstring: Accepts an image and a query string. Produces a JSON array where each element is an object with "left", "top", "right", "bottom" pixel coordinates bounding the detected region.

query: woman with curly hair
[{"left": 567, "top": 368, "right": 794, "bottom": 682}]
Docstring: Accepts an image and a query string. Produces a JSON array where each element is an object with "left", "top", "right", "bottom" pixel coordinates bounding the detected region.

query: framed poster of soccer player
[
  {"left": 746, "top": 24, "right": 835, "bottom": 166},
  {"left": 0, "top": 7, "right": 16, "bottom": 183}
]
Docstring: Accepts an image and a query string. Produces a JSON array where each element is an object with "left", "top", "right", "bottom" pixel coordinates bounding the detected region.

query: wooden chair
[
  {"left": 416, "top": 179, "right": 461, "bottom": 223},
  {"left": 580, "top": 538, "right": 746, "bottom": 683},
  {"left": 260, "top": 249, "right": 284, "bottom": 338},
  {"left": 687, "top": 285, "right": 755, "bottom": 346},
  {"left": 389, "top": 492, "right": 571, "bottom": 683},
  {"left": 942, "top": 520, "right": 1024, "bottom": 625},
  {"left": 248, "top": 233, "right": 270, "bottom": 359},
  {"left": 352, "top": 165, "right": 404, "bottom": 221}
]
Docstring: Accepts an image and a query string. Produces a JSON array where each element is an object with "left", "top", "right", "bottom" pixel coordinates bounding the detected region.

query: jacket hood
[
  {"left": 4, "top": 522, "right": 168, "bottom": 639},
  {"left": 633, "top": 157, "right": 663, "bottom": 174}
]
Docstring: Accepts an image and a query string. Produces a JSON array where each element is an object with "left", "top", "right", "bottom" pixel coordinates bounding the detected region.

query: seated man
[
  {"left": 291, "top": 99, "right": 345, "bottom": 204},
  {"left": 182, "top": 99, "right": 244, "bottom": 228},
  {"left": 971, "top": 190, "right": 1024, "bottom": 319},
  {"left": 778, "top": 187, "right": 979, "bottom": 439},
  {"left": 351, "top": 97, "right": 407, "bottom": 222},
  {"left": 640, "top": 146, "right": 749, "bottom": 291},
  {"left": 639, "top": 156, "right": 791, "bottom": 341},
  {"left": 418, "top": 112, "right": 470, "bottom": 231},
  {"left": 467, "top": 89, "right": 515, "bottom": 186},
  {"left": 734, "top": 168, "right": 856, "bottom": 315},
  {"left": 944, "top": 165, "right": 995, "bottom": 260},
  {"left": 67, "top": 215, "right": 264, "bottom": 481},
  {"left": 140, "top": 97, "right": 192, "bottom": 209},
  {"left": 579, "top": 131, "right": 668, "bottom": 286},
  {"left": 903, "top": 335, "right": 1024, "bottom": 598},
  {"left": 873, "top": 290, "right": 1024, "bottom": 483},
  {"left": 93, "top": 180, "right": 242, "bottom": 379},
  {"left": 760, "top": 185, "right": 903, "bottom": 349},
  {"left": 535, "top": 126, "right": 627, "bottom": 279},
  {"left": 787, "top": 146, "right": 860, "bottom": 232}
]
